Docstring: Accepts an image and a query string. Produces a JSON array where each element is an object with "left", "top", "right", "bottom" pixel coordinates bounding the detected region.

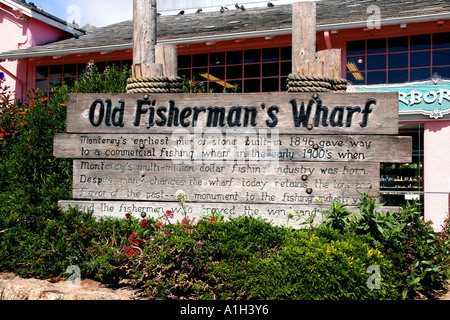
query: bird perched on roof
[
  {"left": 178, "top": 10, "right": 184, "bottom": 15},
  {"left": 220, "top": 6, "right": 225, "bottom": 13},
  {"left": 235, "top": 3, "right": 240, "bottom": 9},
  {"left": 268, "top": 2, "right": 275, "bottom": 8},
  {"left": 196, "top": 8, "right": 202, "bottom": 14},
  {"left": 240, "top": 5, "right": 246, "bottom": 11}
]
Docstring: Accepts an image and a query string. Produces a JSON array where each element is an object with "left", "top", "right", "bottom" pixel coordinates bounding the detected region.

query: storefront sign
[
  {"left": 399, "top": 89, "right": 450, "bottom": 108},
  {"left": 355, "top": 80, "right": 450, "bottom": 111}
]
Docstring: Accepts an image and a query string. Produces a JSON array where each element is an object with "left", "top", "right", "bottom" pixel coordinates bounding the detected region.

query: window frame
[
  {"left": 178, "top": 46, "right": 292, "bottom": 93},
  {"left": 346, "top": 32, "right": 450, "bottom": 85}
]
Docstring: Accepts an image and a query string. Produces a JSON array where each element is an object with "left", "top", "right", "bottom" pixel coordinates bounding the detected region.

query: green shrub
[
  {"left": 0, "top": 63, "right": 130, "bottom": 279},
  {"left": 71, "top": 61, "right": 131, "bottom": 94},
  {"left": 115, "top": 216, "right": 398, "bottom": 300},
  {"left": 247, "top": 230, "right": 398, "bottom": 299},
  {"left": 341, "top": 190, "right": 450, "bottom": 299}
]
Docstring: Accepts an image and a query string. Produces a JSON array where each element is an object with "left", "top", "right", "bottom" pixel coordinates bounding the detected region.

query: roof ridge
[{"left": 4, "top": 0, "right": 86, "bottom": 34}]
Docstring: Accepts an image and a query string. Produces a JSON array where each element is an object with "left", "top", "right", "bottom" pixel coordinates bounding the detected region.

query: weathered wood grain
[
  {"left": 54, "top": 133, "right": 411, "bottom": 163},
  {"left": 58, "top": 200, "right": 399, "bottom": 228},
  {"left": 292, "top": 1, "right": 316, "bottom": 74},
  {"left": 58, "top": 199, "right": 324, "bottom": 228},
  {"left": 72, "top": 159, "right": 380, "bottom": 205},
  {"left": 155, "top": 44, "right": 178, "bottom": 78},
  {"left": 66, "top": 92, "right": 400, "bottom": 135},
  {"left": 315, "top": 49, "right": 342, "bottom": 78},
  {"left": 132, "top": 0, "right": 161, "bottom": 78}
]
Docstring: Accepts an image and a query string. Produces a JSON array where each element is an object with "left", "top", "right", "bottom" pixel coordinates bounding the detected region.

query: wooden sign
[
  {"left": 58, "top": 200, "right": 324, "bottom": 227},
  {"left": 65, "top": 92, "right": 400, "bottom": 135},
  {"left": 56, "top": 92, "right": 411, "bottom": 226},
  {"left": 54, "top": 133, "right": 411, "bottom": 163},
  {"left": 72, "top": 159, "right": 380, "bottom": 205},
  {"left": 58, "top": 199, "right": 399, "bottom": 228}
]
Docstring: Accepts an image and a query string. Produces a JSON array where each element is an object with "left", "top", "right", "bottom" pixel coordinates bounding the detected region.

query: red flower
[
  {"left": 181, "top": 217, "right": 195, "bottom": 230},
  {"left": 125, "top": 213, "right": 131, "bottom": 218},
  {"left": 209, "top": 218, "right": 217, "bottom": 223},
  {"left": 141, "top": 219, "right": 148, "bottom": 228},
  {"left": 164, "top": 210, "right": 174, "bottom": 219},
  {"left": 129, "top": 232, "right": 137, "bottom": 241}
]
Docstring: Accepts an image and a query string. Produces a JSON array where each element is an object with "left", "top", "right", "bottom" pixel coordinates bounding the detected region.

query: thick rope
[
  {"left": 126, "top": 76, "right": 183, "bottom": 94},
  {"left": 286, "top": 73, "right": 347, "bottom": 93}
]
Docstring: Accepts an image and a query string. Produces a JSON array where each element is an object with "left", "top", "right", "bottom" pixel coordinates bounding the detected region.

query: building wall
[
  {"left": 0, "top": 5, "right": 68, "bottom": 97},
  {"left": 424, "top": 121, "right": 450, "bottom": 231}
]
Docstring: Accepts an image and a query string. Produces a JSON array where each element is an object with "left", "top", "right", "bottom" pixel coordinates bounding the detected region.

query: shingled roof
[
  {"left": 1, "top": 0, "right": 450, "bottom": 60},
  {"left": 2, "top": 0, "right": 85, "bottom": 36}
]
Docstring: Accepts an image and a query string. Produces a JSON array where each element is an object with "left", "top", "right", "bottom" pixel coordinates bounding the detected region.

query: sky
[{"left": 33, "top": 0, "right": 309, "bottom": 28}]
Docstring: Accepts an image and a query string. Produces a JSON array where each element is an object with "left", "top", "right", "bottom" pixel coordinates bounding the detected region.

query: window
[
  {"left": 380, "top": 124, "right": 424, "bottom": 206},
  {"left": 35, "top": 59, "right": 132, "bottom": 96},
  {"left": 178, "top": 46, "right": 292, "bottom": 93},
  {"left": 346, "top": 32, "right": 450, "bottom": 85}
]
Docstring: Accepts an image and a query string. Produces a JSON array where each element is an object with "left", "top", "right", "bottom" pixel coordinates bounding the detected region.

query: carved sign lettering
[{"left": 66, "top": 93, "right": 400, "bottom": 134}]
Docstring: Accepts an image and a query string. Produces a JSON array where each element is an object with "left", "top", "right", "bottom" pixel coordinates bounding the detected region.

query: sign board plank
[
  {"left": 66, "top": 92, "right": 400, "bottom": 135},
  {"left": 54, "top": 133, "right": 412, "bottom": 163},
  {"left": 72, "top": 159, "right": 380, "bottom": 206},
  {"left": 58, "top": 200, "right": 325, "bottom": 228},
  {"left": 58, "top": 200, "right": 399, "bottom": 229}
]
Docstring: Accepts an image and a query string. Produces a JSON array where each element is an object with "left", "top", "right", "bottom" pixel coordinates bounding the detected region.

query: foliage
[
  {"left": 0, "top": 62, "right": 128, "bottom": 276},
  {"left": 322, "top": 200, "right": 352, "bottom": 232},
  {"left": 70, "top": 61, "right": 132, "bottom": 94},
  {"left": 114, "top": 215, "right": 398, "bottom": 300},
  {"left": 322, "top": 189, "right": 450, "bottom": 299}
]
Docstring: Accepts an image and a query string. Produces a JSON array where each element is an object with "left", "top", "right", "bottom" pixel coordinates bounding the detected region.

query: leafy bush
[
  {"left": 116, "top": 215, "right": 398, "bottom": 300},
  {"left": 0, "top": 63, "right": 130, "bottom": 279},
  {"left": 345, "top": 191, "right": 450, "bottom": 299}
]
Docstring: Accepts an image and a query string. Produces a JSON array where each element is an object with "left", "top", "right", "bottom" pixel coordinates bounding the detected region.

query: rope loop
[
  {"left": 126, "top": 76, "right": 183, "bottom": 94},
  {"left": 286, "top": 73, "right": 347, "bottom": 93}
]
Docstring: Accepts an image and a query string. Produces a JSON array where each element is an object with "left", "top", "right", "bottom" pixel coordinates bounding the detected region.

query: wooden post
[
  {"left": 132, "top": 0, "right": 163, "bottom": 78},
  {"left": 156, "top": 44, "right": 178, "bottom": 78},
  {"left": 291, "top": 2, "right": 342, "bottom": 79},
  {"left": 316, "top": 49, "right": 342, "bottom": 78},
  {"left": 292, "top": 1, "right": 316, "bottom": 76}
]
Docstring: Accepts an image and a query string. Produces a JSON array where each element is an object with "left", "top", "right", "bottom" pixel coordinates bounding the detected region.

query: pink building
[
  {"left": 0, "top": 0, "right": 83, "bottom": 97},
  {"left": 0, "top": 0, "right": 449, "bottom": 230}
]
